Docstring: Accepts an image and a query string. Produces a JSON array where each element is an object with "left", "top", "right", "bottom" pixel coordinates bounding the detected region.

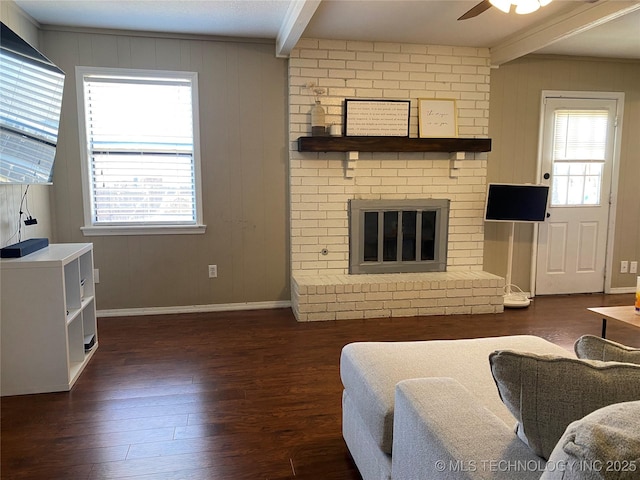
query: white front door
[{"left": 535, "top": 96, "right": 620, "bottom": 295}]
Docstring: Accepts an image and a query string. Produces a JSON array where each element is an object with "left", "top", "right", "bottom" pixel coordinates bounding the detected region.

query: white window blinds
[
  {"left": 0, "top": 49, "right": 64, "bottom": 183},
  {"left": 551, "top": 109, "right": 609, "bottom": 206},
  {"left": 553, "top": 110, "right": 609, "bottom": 161},
  {"left": 81, "top": 72, "right": 197, "bottom": 225}
]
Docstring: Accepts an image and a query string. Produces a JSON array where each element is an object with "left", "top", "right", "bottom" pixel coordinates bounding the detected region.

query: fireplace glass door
[{"left": 350, "top": 199, "right": 449, "bottom": 274}]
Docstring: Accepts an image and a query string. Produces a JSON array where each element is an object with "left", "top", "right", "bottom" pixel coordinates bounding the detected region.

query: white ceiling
[
  {"left": 536, "top": 6, "right": 640, "bottom": 57},
  {"left": 13, "top": 0, "right": 640, "bottom": 65}
]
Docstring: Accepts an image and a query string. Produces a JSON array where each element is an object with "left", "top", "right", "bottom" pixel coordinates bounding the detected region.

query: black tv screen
[
  {"left": 484, "top": 183, "right": 549, "bottom": 223},
  {"left": 0, "top": 22, "right": 65, "bottom": 184}
]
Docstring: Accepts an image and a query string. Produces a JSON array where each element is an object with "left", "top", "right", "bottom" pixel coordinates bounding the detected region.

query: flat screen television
[
  {"left": 484, "top": 183, "right": 549, "bottom": 223},
  {"left": 0, "top": 22, "right": 65, "bottom": 184}
]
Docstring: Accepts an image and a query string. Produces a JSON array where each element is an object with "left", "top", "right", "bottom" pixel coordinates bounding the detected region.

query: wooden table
[{"left": 587, "top": 306, "right": 640, "bottom": 338}]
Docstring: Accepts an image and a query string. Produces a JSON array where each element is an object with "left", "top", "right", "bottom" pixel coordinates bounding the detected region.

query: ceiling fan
[{"left": 458, "top": 0, "right": 553, "bottom": 20}]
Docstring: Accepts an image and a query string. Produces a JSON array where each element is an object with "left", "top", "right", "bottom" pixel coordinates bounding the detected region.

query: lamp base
[{"left": 504, "top": 293, "right": 531, "bottom": 309}]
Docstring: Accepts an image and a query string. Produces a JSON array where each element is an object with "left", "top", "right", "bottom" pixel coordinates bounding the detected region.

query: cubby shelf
[
  {"left": 297, "top": 136, "right": 492, "bottom": 153},
  {"left": 1, "top": 243, "right": 98, "bottom": 396}
]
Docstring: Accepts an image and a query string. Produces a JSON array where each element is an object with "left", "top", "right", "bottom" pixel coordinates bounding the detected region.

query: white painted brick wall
[{"left": 289, "top": 38, "right": 490, "bottom": 276}]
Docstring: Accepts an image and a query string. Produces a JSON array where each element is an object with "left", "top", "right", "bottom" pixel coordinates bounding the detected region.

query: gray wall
[
  {"left": 485, "top": 55, "right": 640, "bottom": 291},
  {"left": 40, "top": 27, "right": 290, "bottom": 310}
]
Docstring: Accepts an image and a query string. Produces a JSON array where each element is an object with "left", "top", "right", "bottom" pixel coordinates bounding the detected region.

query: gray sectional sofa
[{"left": 340, "top": 334, "right": 640, "bottom": 480}]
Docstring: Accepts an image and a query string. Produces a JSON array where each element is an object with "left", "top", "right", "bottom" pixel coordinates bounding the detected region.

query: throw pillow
[
  {"left": 574, "top": 335, "right": 640, "bottom": 364},
  {"left": 489, "top": 350, "right": 640, "bottom": 460},
  {"left": 540, "top": 400, "right": 640, "bottom": 480}
]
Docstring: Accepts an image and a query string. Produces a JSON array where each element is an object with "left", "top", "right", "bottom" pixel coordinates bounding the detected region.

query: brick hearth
[{"left": 292, "top": 271, "right": 504, "bottom": 321}]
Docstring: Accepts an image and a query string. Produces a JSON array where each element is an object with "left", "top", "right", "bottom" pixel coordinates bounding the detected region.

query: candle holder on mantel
[
  {"left": 310, "top": 100, "right": 327, "bottom": 136},
  {"left": 305, "top": 82, "right": 328, "bottom": 136}
]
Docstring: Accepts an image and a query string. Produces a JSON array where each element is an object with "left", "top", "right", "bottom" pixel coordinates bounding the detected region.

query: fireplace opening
[{"left": 349, "top": 199, "right": 449, "bottom": 274}]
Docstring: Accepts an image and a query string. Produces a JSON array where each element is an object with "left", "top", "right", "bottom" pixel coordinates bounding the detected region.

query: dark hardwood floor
[{"left": 2, "top": 293, "right": 637, "bottom": 480}]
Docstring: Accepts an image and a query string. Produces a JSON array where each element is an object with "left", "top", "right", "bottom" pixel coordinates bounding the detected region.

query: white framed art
[
  {"left": 344, "top": 99, "right": 410, "bottom": 137},
  {"left": 418, "top": 98, "right": 458, "bottom": 138}
]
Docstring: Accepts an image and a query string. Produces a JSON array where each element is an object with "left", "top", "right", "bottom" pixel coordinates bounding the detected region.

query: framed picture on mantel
[
  {"left": 418, "top": 98, "right": 458, "bottom": 138},
  {"left": 344, "top": 99, "right": 410, "bottom": 137}
]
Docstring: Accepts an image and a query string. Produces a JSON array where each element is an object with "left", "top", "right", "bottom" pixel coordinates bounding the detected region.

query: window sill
[{"left": 81, "top": 224, "right": 207, "bottom": 236}]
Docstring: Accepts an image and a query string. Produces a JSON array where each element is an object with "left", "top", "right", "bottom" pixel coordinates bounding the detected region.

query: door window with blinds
[
  {"left": 551, "top": 110, "right": 609, "bottom": 206},
  {"left": 76, "top": 67, "right": 204, "bottom": 235}
]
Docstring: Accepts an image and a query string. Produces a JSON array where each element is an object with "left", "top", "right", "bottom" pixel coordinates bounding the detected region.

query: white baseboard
[
  {"left": 531, "top": 288, "right": 635, "bottom": 297},
  {"left": 608, "top": 287, "right": 636, "bottom": 294},
  {"left": 97, "top": 288, "right": 634, "bottom": 317},
  {"left": 97, "top": 300, "right": 292, "bottom": 318}
]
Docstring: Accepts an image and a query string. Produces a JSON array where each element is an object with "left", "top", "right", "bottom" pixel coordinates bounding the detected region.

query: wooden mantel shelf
[{"left": 297, "top": 136, "right": 491, "bottom": 153}]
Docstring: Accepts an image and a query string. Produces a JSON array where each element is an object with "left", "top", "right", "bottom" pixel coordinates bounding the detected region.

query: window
[
  {"left": 76, "top": 67, "right": 204, "bottom": 235},
  {"left": 550, "top": 109, "right": 608, "bottom": 206}
]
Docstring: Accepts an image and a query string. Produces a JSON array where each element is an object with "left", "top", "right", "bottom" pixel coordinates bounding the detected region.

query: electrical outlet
[
  {"left": 208, "top": 264, "right": 218, "bottom": 278},
  {"left": 621, "top": 261, "right": 628, "bottom": 273},
  {"left": 94, "top": 269, "right": 100, "bottom": 284},
  {"left": 631, "top": 261, "right": 638, "bottom": 274}
]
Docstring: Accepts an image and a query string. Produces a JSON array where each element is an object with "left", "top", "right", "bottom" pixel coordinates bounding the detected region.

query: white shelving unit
[{"left": 1, "top": 243, "right": 98, "bottom": 396}]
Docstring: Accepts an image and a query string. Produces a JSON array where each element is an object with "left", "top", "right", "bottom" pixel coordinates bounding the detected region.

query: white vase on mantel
[{"left": 310, "top": 100, "right": 326, "bottom": 136}]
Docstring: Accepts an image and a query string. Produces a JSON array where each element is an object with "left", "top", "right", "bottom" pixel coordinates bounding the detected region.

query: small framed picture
[
  {"left": 418, "top": 99, "right": 458, "bottom": 138},
  {"left": 344, "top": 99, "right": 410, "bottom": 137}
]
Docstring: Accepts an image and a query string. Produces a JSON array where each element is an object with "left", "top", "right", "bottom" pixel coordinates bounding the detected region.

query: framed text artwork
[
  {"left": 418, "top": 99, "right": 458, "bottom": 138},
  {"left": 344, "top": 99, "right": 410, "bottom": 137}
]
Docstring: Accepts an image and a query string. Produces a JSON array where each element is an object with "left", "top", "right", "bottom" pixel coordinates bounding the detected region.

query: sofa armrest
[{"left": 392, "top": 378, "right": 544, "bottom": 480}]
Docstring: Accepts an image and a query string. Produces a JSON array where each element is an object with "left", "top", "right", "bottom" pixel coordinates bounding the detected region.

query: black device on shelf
[
  {"left": 84, "top": 334, "right": 96, "bottom": 352},
  {"left": 1, "top": 238, "right": 49, "bottom": 258}
]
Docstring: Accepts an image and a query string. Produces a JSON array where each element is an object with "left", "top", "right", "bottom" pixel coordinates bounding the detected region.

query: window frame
[{"left": 75, "top": 66, "right": 205, "bottom": 236}]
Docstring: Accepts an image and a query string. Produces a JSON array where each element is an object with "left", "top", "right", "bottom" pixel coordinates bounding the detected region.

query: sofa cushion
[
  {"left": 340, "top": 335, "right": 572, "bottom": 454},
  {"left": 393, "top": 378, "right": 544, "bottom": 480},
  {"left": 575, "top": 334, "right": 640, "bottom": 364},
  {"left": 490, "top": 350, "right": 640, "bottom": 460},
  {"left": 540, "top": 400, "right": 640, "bottom": 480}
]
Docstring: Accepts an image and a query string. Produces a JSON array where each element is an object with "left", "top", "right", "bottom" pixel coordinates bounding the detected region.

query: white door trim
[{"left": 531, "top": 90, "right": 624, "bottom": 296}]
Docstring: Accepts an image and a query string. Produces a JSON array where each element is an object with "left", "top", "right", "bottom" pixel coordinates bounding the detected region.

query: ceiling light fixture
[{"left": 489, "top": 0, "right": 552, "bottom": 15}]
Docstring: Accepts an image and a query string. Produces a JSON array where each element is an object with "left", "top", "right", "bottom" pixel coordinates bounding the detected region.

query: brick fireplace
[{"left": 288, "top": 38, "right": 504, "bottom": 321}]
